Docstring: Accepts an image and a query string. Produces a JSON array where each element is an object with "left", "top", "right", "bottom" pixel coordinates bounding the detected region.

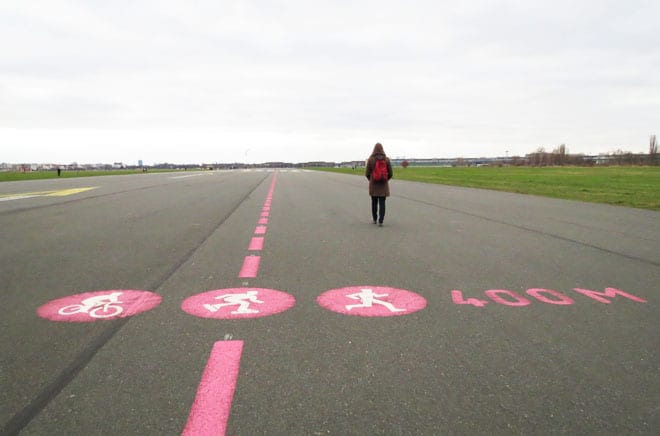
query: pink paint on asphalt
[
  {"left": 37, "top": 290, "right": 162, "bottom": 323},
  {"left": 258, "top": 218, "right": 268, "bottom": 225},
  {"left": 485, "top": 289, "right": 531, "bottom": 306},
  {"left": 248, "top": 237, "right": 264, "bottom": 251},
  {"left": 181, "top": 288, "right": 296, "bottom": 319},
  {"left": 254, "top": 226, "right": 267, "bottom": 235},
  {"left": 317, "top": 286, "right": 426, "bottom": 317},
  {"left": 267, "top": 173, "right": 277, "bottom": 194},
  {"left": 182, "top": 340, "right": 243, "bottom": 436},
  {"left": 260, "top": 211, "right": 269, "bottom": 217},
  {"left": 526, "top": 288, "right": 574, "bottom": 305},
  {"left": 573, "top": 287, "right": 647, "bottom": 304},
  {"left": 238, "top": 256, "right": 260, "bottom": 278}
]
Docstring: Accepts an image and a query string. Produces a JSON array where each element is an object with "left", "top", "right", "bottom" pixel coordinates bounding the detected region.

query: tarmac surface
[{"left": 0, "top": 169, "right": 658, "bottom": 435}]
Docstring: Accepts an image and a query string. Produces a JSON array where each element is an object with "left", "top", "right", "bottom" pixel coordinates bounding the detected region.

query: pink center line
[
  {"left": 187, "top": 173, "right": 275, "bottom": 433},
  {"left": 239, "top": 256, "right": 261, "bottom": 278},
  {"left": 248, "top": 237, "right": 264, "bottom": 251},
  {"left": 267, "top": 172, "right": 277, "bottom": 196},
  {"left": 239, "top": 172, "right": 277, "bottom": 278},
  {"left": 182, "top": 341, "right": 244, "bottom": 436}
]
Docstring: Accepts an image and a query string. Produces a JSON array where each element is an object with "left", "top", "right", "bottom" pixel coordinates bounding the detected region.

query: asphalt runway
[{"left": 1, "top": 169, "right": 658, "bottom": 435}]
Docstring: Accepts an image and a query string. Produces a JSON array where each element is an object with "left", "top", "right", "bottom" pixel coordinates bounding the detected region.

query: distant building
[{"left": 302, "top": 161, "right": 336, "bottom": 167}]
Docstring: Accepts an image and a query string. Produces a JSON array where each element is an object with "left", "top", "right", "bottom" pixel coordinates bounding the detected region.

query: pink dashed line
[
  {"left": 239, "top": 256, "right": 261, "bottom": 278},
  {"left": 182, "top": 340, "right": 244, "bottom": 436},
  {"left": 248, "top": 237, "right": 264, "bottom": 251},
  {"left": 186, "top": 173, "right": 277, "bottom": 433},
  {"left": 239, "top": 172, "right": 277, "bottom": 278}
]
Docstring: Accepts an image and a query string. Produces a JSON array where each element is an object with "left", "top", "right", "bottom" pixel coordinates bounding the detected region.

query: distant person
[{"left": 365, "top": 143, "right": 393, "bottom": 226}]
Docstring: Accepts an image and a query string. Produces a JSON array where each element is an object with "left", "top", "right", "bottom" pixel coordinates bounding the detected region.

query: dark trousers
[{"left": 371, "top": 196, "right": 386, "bottom": 223}]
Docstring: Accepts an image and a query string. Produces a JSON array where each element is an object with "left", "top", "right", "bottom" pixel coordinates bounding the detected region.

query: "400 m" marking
[{"left": 451, "top": 287, "right": 647, "bottom": 307}]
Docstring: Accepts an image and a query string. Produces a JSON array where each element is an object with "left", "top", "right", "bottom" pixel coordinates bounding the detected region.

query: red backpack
[{"left": 372, "top": 159, "right": 388, "bottom": 182}]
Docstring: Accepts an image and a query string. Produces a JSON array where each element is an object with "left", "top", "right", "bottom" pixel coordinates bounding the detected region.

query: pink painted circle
[
  {"left": 37, "top": 290, "right": 162, "bottom": 323},
  {"left": 182, "top": 288, "right": 295, "bottom": 319},
  {"left": 317, "top": 286, "right": 426, "bottom": 317}
]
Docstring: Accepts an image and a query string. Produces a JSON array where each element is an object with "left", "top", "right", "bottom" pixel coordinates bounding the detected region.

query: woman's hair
[{"left": 371, "top": 142, "right": 385, "bottom": 156}]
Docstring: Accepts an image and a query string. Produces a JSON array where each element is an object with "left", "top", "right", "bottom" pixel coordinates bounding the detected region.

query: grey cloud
[{"left": 1, "top": 0, "right": 658, "bottom": 162}]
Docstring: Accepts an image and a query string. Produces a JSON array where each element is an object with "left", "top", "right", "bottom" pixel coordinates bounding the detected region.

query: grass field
[
  {"left": 0, "top": 169, "right": 177, "bottom": 182},
  {"left": 3, "top": 166, "right": 658, "bottom": 210},
  {"left": 313, "top": 166, "right": 660, "bottom": 211}
]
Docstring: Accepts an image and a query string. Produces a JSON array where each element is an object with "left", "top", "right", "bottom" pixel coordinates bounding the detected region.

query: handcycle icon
[{"left": 58, "top": 291, "right": 124, "bottom": 318}]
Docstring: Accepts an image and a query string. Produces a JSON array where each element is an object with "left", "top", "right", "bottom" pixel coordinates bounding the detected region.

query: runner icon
[
  {"left": 318, "top": 286, "right": 426, "bottom": 317},
  {"left": 345, "top": 288, "right": 406, "bottom": 313},
  {"left": 204, "top": 290, "right": 264, "bottom": 314}
]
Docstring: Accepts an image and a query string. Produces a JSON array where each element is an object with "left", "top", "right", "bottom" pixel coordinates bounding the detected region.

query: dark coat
[{"left": 365, "top": 154, "right": 393, "bottom": 197}]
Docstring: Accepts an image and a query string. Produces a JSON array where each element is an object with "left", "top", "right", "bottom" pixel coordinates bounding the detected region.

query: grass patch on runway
[
  {"left": 0, "top": 169, "right": 178, "bottom": 182},
  {"left": 313, "top": 166, "right": 660, "bottom": 210}
]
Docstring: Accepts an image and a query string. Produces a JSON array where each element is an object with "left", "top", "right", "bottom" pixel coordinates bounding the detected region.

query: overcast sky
[{"left": 1, "top": 0, "right": 658, "bottom": 165}]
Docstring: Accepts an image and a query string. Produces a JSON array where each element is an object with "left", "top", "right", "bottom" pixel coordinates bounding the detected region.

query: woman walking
[{"left": 365, "top": 143, "right": 393, "bottom": 226}]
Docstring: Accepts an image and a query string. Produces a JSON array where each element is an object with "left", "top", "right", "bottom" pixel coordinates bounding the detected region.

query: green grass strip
[
  {"left": 0, "top": 169, "right": 178, "bottom": 182},
  {"left": 313, "top": 166, "right": 660, "bottom": 210}
]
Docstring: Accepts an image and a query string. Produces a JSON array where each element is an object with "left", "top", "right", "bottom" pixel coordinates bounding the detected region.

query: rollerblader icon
[{"left": 204, "top": 290, "right": 264, "bottom": 314}]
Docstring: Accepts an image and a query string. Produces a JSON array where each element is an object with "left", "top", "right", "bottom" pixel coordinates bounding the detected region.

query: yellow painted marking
[
  {"left": 0, "top": 187, "right": 97, "bottom": 201},
  {"left": 45, "top": 187, "right": 97, "bottom": 197}
]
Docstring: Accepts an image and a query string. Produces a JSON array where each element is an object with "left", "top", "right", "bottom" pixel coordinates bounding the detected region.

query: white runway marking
[{"left": 169, "top": 173, "right": 214, "bottom": 179}]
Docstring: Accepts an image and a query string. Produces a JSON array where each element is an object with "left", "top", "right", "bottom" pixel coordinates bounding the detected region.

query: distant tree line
[{"left": 521, "top": 135, "right": 658, "bottom": 167}]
